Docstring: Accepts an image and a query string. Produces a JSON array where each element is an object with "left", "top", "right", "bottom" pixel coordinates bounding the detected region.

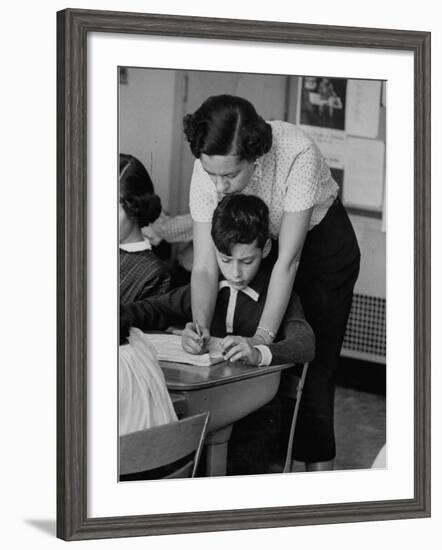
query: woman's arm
[
  {"left": 190, "top": 220, "right": 219, "bottom": 332},
  {"left": 254, "top": 208, "right": 312, "bottom": 344}
]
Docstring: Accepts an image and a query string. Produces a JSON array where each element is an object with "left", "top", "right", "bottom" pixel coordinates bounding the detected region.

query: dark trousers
[{"left": 292, "top": 198, "right": 360, "bottom": 462}]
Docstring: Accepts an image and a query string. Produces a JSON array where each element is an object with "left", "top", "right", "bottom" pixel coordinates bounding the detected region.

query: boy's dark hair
[
  {"left": 211, "top": 194, "right": 269, "bottom": 255},
  {"left": 119, "top": 153, "right": 162, "bottom": 227},
  {"left": 183, "top": 95, "right": 273, "bottom": 162}
]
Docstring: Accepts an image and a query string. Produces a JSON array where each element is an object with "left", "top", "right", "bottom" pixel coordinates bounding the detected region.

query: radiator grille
[{"left": 342, "top": 294, "right": 386, "bottom": 361}]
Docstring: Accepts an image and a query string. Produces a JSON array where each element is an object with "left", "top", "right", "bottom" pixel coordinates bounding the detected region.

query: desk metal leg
[{"left": 204, "top": 425, "right": 233, "bottom": 477}]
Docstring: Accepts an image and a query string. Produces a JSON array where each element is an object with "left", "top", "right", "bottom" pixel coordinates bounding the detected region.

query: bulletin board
[{"left": 288, "top": 76, "right": 386, "bottom": 219}]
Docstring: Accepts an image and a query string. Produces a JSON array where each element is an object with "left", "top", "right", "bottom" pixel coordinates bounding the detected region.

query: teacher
[{"left": 183, "top": 94, "right": 360, "bottom": 471}]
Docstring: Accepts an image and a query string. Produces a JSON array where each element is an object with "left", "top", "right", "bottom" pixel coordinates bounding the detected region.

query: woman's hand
[
  {"left": 181, "top": 322, "right": 210, "bottom": 355},
  {"left": 221, "top": 335, "right": 261, "bottom": 365}
]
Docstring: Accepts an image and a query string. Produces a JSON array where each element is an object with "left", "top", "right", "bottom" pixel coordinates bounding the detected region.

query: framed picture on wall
[{"left": 57, "top": 8, "right": 430, "bottom": 541}]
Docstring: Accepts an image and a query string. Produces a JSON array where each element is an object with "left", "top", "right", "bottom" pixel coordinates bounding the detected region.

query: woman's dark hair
[
  {"left": 211, "top": 194, "right": 269, "bottom": 256},
  {"left": 119, "top": 153, "right": 162, "bottom": 227},
  {"left": 183, "top": 95, "right": 273, "bottom": 162}
]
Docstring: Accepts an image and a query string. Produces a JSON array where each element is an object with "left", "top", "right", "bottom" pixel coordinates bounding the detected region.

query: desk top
[{"left": 160, "top": 360, "right": 294, "bottom": 390}]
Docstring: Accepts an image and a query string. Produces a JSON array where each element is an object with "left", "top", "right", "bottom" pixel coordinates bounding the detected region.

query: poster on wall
[
  {"left": 297, "top": 76, "right": 384, "bottom": 217},
  {"left": 296, "top": 76, "right": 347, "bottom": 187},
  {"left": 297, "top": 76, "right": 347, "bottom": 130}
]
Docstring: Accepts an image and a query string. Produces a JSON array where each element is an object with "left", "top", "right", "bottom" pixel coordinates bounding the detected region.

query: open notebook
[{"left": 147, "top": 333, "right": 225, "bottom": 367}]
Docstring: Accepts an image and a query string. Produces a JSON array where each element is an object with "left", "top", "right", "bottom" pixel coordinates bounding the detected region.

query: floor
[
  {"left": 290, "top": 384, "right": 386, "bottom": 472},
  {"left": 256, "top": 357, "right": 386, "bottom": 475},
  {"left": 213, "top": 357, "right": 386, "bottom": 477}
]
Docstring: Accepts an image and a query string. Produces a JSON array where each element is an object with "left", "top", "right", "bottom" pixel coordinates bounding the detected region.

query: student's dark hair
[
  {"left": 119, "top": 153, "right": 162, "bottom": 227},
  {"left": 211, "top": 194, "right": 269, "bottom": 255},
  {"left": 183, "top": 95, "right": 273, "bottom": 162}
]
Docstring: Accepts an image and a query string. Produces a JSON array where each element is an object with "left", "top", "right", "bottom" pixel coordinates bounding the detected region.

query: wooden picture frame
[{"left": 57, "top": 8, "right": 431, "bottom": 541}]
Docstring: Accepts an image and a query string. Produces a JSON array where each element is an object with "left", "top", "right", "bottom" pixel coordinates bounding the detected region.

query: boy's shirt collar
[
  {"left": 218, "top": 280, "right": 260, "bottom": 302},
  {"left": 119, "top": 236, "right": 152, "bottom": 252},
  {"left": 218, "top": 258, "right": 272, "bottom": 301},
  {"left": 217, "top": 261, "right": 271, "bottom": 335}
]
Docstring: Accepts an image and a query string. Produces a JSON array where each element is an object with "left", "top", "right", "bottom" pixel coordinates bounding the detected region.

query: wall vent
[{"left": 342, "top": 294, "right": 386, "bottom": 364}]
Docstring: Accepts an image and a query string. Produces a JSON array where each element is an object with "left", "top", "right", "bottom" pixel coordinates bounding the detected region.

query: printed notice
[
  {"left": 343, "top": 138, "right": 385, "bottom": 210},
  {"left": 346, "top": 80, "right": 381, "bottom": 138},
  {"left": 299, "top": 126, "right": 346, "bottom": 169}
]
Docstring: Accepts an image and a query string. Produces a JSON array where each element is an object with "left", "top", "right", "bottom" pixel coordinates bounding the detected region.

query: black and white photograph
[
  {"left": 2, "top": 0, "right": 437, "bottom": 546},
  {"left": 298, "top": 76, "right": 347, "bottom": 130},
  {"left": 117, "top": 67, "right": 386, "bottom": 481}
]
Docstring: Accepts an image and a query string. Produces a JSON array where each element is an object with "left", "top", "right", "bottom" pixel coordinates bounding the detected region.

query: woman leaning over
[{"left": 183, "top": 94, "right": 360, "bottom": 472}]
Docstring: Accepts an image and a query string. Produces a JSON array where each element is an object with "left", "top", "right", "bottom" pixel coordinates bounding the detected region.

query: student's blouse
[{"left": 189, "top": 120, "right": 339, "bottom": 238}]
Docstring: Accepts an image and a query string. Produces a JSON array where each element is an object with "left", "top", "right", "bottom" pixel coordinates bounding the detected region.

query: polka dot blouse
[{"left": 189, "top": 120, "right": 339, "bottom": 238}]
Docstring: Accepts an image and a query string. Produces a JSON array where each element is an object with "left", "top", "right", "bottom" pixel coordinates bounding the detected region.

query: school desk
[{"left": 160, "top": 360, "right": 295, "bottom": 476}]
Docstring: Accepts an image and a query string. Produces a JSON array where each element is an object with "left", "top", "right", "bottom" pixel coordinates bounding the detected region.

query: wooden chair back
[{"left": 119, "top": 411, "right": 210, "bottom": 479}]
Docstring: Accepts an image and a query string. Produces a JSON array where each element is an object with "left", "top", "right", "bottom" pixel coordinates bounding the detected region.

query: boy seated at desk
[
  {"left": 120, "top": 195, "right": 315, "bottom": 476},
  {"left": 120, "top": 194, "right": 314, "bottom": 368}
]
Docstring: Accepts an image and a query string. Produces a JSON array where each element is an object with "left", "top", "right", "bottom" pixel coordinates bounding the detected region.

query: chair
[
  {"left": 119, "top": 411, "right": 210, "bottom": 479},
  {"left": 279, "top": 362, "right": 310, "bottom": 473}
]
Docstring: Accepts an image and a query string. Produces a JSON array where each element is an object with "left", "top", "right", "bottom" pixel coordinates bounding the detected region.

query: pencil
[{"left": 195, "top": 320, "right": 203, "bottom": 346}]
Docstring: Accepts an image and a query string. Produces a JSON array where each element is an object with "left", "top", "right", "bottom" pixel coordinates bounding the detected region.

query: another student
[
  {"left": 119, "top": 153, "right": 170, "bottom": 304},
  {"left": 120, "top": 194, "right": 315, "bottom": 368},
  {"left": 142, "top": 211, "right": 194, "bottom": 288}
]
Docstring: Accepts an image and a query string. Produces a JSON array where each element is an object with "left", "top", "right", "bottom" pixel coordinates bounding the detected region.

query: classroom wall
[
  {"left": 119, "top": 68, "right": 176, "bottom": 211},
  {"left": 119, "top": 69, "right": 288, "bottom": 214},
  {"left": 3, "top": 1, "right": 440, "bottom": 549},
  {"left": 352, "top": 218, "right": 386, "bottom": 297},
  {"left": 348, "top": 95, "right": 386, "bottom": 299},
  {"left": 288, "top": 75, "right": 387, "bottom": 299}
]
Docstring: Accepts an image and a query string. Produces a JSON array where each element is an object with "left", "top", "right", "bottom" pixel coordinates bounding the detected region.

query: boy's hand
[
  {"left": 181, "top": 322, "right": 210, "bottom": 355},
  {"left": 221, "top": 335, "right": 261, "bottom": 365}
]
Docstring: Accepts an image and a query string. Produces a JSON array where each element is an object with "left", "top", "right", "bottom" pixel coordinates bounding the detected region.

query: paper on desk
[
  {"left": 147, "top": 334, "right": 225, "bottom": 366},
  {"left": 345, "top": 80, "right": 381, "bottom": 138},
  {"left": 343, "top": 137, "right": 385, "bottom": 210}
]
